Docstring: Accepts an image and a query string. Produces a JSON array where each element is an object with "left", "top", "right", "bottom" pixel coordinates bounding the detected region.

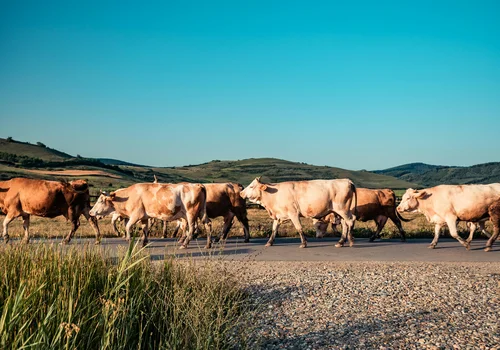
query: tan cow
[
  {"left": 240, "top": 177, "right": 357, "bottom": 248},
  {"left": 89, "top": 182, "right": 208, "bottom": 248},
  {"left": 0, "top": 178, "right": 100, "bottom": 244},
  {"left": 397, "top": 184, "right": 500, "bottom": 250},
  {"left": 313, "top": 188, "right": 410, "bottom": 241},
  {"left": 176, "top": 182, "right": 250, "bottom": 247}
]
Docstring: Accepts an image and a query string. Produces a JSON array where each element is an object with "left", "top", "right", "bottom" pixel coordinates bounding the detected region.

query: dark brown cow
[
  {"left": 313, "top": 188, "right": 410, "bottom": 241},
  {"left": 0, "top": 178, "right": 100, "bottom": 244}
]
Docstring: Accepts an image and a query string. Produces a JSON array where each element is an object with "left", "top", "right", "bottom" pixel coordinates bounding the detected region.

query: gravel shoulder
[{"left": 230, "top": 261, "right": 500, "bottom": 350}]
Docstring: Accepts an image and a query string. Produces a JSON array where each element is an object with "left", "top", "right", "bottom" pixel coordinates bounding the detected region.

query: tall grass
[{"left": 0, "top": 242, "right": 248, "bottom": 349}]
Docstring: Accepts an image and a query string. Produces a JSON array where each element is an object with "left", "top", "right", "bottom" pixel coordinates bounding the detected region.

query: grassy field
[
  {"left": 1, "top": 209, "right": 492, "bottom": 242},
  {"left": 0, "top": 242, "right": 248, "bottom": 349}
]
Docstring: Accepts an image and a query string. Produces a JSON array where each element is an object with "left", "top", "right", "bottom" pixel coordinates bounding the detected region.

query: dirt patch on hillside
[{"left": 26, "top": 169, "right": 122, "bottom": 178}]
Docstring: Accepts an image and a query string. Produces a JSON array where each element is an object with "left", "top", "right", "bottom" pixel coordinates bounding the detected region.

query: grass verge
[{"left": 0, "top": 242, "right": 248, "bottom": 349}]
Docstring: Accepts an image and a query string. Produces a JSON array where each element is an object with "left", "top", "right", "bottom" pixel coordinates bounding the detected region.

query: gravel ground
[{"left": 230, "top": 261, "right": 500, "bottom": 349}]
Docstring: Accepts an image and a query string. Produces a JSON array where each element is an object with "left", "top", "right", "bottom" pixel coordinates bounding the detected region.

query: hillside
[
  {"left": 0, "top": 138, "right": 417, "bottom": 190},
  {"left": 0, "top": 138, "right": 72, "bottom": 160},
  {"left": 375, "top": 162, "right": 500, "bottom": 187}
]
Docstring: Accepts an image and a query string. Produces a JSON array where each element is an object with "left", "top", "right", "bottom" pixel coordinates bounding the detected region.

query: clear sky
[{"left": 1, "top": 0, "right": 499, "bottom": 170}]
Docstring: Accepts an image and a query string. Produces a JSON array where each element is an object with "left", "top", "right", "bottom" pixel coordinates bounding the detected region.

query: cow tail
[
  {"left": 199, "top": 184, "right": 209, "bottom": 224},
  {"left": 350, "top": 181, "right": 358, "bottom": 220}
]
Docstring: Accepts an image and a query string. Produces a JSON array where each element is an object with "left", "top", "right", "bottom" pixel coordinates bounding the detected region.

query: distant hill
[
  {"left": 143, "top": 158, "right": 417, "bottom": 189},
  {"left": 0, "top": 138, "right": 417, "bottom": 190},
  {"left": 375, "top": 162, "right": 500, "bottom": 187},
  {"left": 98, "top": 158, "right": 146, "bottom": 167},
  {"left": 0, "top": 138, "right": 72, "bottom": 160}
]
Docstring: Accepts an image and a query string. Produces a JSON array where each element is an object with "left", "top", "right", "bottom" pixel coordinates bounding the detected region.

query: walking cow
[
  {"left": 397, "top": 184, "right": 500, "bottom": 250},
  {"left": 0, "top": 178, "right": 100, "bottom": 244},
  {"left": 313, "top": 188, "right": 410, "bottom": 241},
  {"left": 240, "top": 177, "right": 357, "bottom": 248},
  {"left": 89, "top": 182, "right": 208, "bottom": 248}
]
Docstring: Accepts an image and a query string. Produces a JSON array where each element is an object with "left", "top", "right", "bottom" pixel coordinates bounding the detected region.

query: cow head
[
  {"left": 313, "top": 219, "right": 328, "bottom": 238},
  {"left": 397, "top": 188, "right": 428, "bottom": 213},
  {"left": 240, "top": 177, "right": 268, "bottom": 204},
  {"left": 89, "top": 191, "right": 116, "bottom": 217}
]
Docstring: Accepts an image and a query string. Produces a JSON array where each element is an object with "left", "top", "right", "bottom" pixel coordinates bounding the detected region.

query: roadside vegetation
[{"left": 0, "top": 242, "right": 248, "bottom": 349}]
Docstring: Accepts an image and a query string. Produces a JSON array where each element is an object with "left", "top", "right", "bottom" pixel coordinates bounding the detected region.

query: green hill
[
  {"left": 0, "top": 138, "right": 72, "bottom": 160},
  {"left": 0, "top": 137, "right": 417, "bottom": 189},
  {"left": 375, "top": 162, "right": 500, "bottom": 187}
]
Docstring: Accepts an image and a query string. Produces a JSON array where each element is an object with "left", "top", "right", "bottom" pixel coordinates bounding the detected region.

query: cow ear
[
  {"left": 108, "top": 192, "right": 116, "bottom": 200},
  {"left": 414, "top": 191, "right": 427, "bottom": 199},
  {"left": 259, "top": 184, "right": 268, "bottom": 191}
]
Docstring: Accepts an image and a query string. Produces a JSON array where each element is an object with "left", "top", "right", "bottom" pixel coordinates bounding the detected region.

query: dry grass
[{"left": 1, "top": 209, "right": 492, "bottom": 241}]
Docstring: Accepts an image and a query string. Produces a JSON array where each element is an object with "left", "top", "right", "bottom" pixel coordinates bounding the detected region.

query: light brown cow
[
  {"left": 89, "top": 182, "right": 208, "bottom": 248},
  {"left": 176, "top": 182, "right": 250, "bottom": 247},
  {"left": 397, "top": 184, "right": 500, "bottom": 250},
  {"left": 0, "top": 178, "right": 100, "bottom": 244},
  {"left": 240, "top": 177, "right": 357, "bottom": 248},
  {"left": 313, "top": 188, "right": 410, "bottom": 241}
]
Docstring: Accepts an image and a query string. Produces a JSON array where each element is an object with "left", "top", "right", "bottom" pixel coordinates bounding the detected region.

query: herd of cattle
[{"left": 0, "top": 177, "right": 499, "bottom": 252}]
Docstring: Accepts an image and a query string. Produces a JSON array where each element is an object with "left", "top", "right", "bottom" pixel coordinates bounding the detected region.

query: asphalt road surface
[{"left": 15, "top": 236, "right": 500, "bottom": 262}]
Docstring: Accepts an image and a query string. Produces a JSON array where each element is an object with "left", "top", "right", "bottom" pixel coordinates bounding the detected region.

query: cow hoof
[
  {"left": 265, "top": 242, "right": 273, "bottom": 247},
  {"left": 428, "top": 244, "right": 436, "bottom": 249},
  {"left": 465, "top": 244, "right": 471, "bottom": 251},
  {"left": 299, "top": 243, "right": 307, "bottom": 248},
  {"left": 94, "top": 240, "right": 101, "bottom": 245},
  {"left": 401, "top": 238, "right": 407, "bottom": 242},
  {"left": 349, "top": 242, "right": 354, "bottom": 247},
  {"left": 3, "top": 236, "right": 9, "bottom": 244},
  {"left": 335, "top": 243, "right": 344, "bottom": 248},
  {"left": 244, "top": 238, "right": 250, "bottom": 243},
  {"left": 484, "top": 247, "right": 492, "bottom": 252},
  {"left": 179, "top": 245, "right": 187, "bottom": 250},
  {"left": 204, "top": 245, "right": 211, "bottom": 249},
  {"left": 60, "top": 240, "right": 70, "bottom": 245}
]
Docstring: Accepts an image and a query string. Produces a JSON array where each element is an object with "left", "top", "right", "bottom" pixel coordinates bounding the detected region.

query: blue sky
[{"left": 1, "top": 0, "right": 499, "bottom": 170}]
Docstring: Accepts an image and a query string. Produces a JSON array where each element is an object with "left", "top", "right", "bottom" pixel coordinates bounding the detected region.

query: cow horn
[
  {"left": 256, "top": 176, "right": 262, "bottom": 182},
  {"left": 101, "top": 190, "right": 110, "bottom": 196},
  {"left": 153, "top": 174, "right": 158, "bottom": 183}
]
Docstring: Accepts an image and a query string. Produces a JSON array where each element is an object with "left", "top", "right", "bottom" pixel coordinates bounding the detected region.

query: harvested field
[{"left": 25, "top": 169, "right": 122, "bottom": 178}]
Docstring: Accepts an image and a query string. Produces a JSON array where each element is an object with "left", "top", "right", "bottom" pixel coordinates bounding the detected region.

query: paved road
[{"left": 20, "top": 236, "right": 500, "bottom": 262}]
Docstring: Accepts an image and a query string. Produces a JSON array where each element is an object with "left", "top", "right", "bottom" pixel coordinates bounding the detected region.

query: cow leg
[
  {"left": 219, "top": 212, "right": 235, "bottom": 241},
  {"left": 389, "top": 214, "right": 406, "bottom": 242},
  {"left": 445, "top": 218, "right": 468, "bottom": 249},
  {"left": 335, "top": 215, "right": 355, "bottom": 248},
  {"left": 111, "top": 214, "right": 121, "bottom": 237},
  {"left": 180, "top": 216, "right": 196, "bottom": 249},
  {"left": 2, "top": 214, "right": 16, "bottom": 243},
  {"left": 369, "top": 216, "right": 388, "bottom": 242},
  {"left": 21, "top": 214, "right": 30, "bottom": 244},
  {"left": 429, "top": 223, "right": 443, "bottom": 248},
  {"left": 82, "top": 209, "right": 101, "bottom": 244},
  {"left": 466, "top": 222, "right": 476, "bottom": 244},
  {"left": 485, "top": 222, "right": 499, "bottom": 252},
  {"left": 162, "top": 220, "right": 168, "bottom": 238},
  {"left": 235, "top": 212, "right": 251, "bottom": 243},
  {"left": 125, "top": 217, "right": 140, "bottom": 242},
  {"left": 289, "top": 216, "right": 307, "bottom": 248},
  {"left": 63, "top": 218, "right": 80, "bottom": 244},
  {"left": 204, "top": 218, "right": 214, "bottom": 249},
  {"left": 266, "top": 220, "right": 280, "bottom": 247},
  {"left": 140, "top": 219, "right": 149, "bottom": 247}
]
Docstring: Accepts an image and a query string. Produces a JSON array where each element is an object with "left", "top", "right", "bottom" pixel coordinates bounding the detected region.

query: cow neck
[{"left": 416, "top": 195, "right": 436, "bottom": 222}]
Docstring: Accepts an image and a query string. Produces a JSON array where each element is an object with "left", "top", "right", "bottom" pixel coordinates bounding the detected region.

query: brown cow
[
  {"left": 397, "top": 184, "right": 500, "bottom": 250},
  {"left": 176, "top": 182, "right": 250, "bottom": 247},
  {"left": 313, "top": 188, "right": 410, "bottom": 241},
  {"left": 89, "top": 182, "right": 207, "bottom": 248},
  {"left": 0, "top": 178, "right": 100, "bottom": 244},
  {"left": 240, "top": 177, "right": 357, "bottom": 248}
]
